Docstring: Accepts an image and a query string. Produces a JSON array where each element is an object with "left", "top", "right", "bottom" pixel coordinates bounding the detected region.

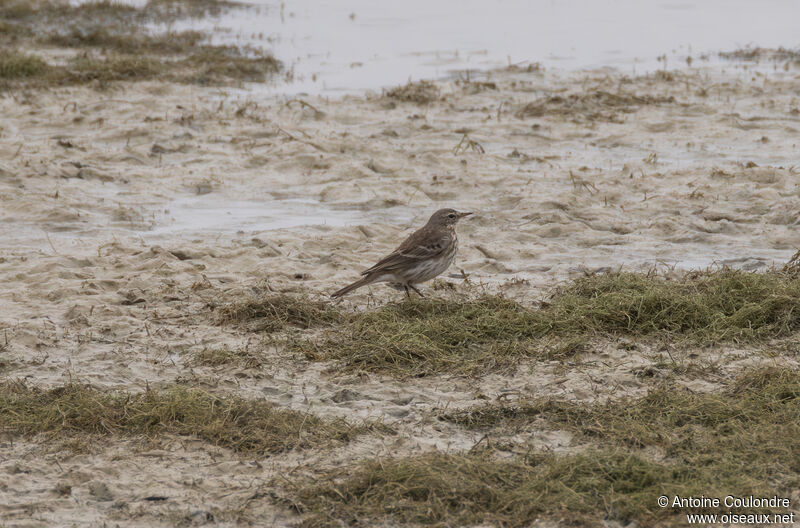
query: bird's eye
[{"left": 448, "top": 213, "right": 455, "bottom": 218}]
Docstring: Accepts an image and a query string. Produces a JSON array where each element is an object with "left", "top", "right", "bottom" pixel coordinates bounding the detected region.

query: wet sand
[{"left": 2, "top": 62, "right": 800, "bottom": 525}]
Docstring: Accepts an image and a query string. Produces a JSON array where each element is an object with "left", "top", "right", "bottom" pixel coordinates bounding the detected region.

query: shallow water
[
  {"left": 6, "top": 1, "right": 799, "bottom": 263},
  {"left": 147, "top": 197, "right": 367, "bottom": 234},
  {"left": 169, "top": 0, "right": 800, "bottom": 95},
  {"left": 118, "top": 0, "right": 798, "bottom": 241}
]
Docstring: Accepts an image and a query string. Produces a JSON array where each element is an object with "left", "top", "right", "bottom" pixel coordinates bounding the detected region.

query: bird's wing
[{"left": 361, "top": 229, "right": 451, "bottom": 276}]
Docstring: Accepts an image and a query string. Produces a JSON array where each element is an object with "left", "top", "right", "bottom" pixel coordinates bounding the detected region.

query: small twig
[
  {"left": 452, "top": 134, "right": 485, "bottom": 155},
  {"left": 276, "top": 126, "right": 328, "bottom": 152},
  {"left": 468, "top": 434, "right": 490, "bottom": 453},
  {"left": 43, "top": 230, "right": 60, "bottom": 255},
  {"left": 569, "top": 170, "right": 598, "bottom": 194},
  {"left": 284, "top": 99, "right": 323, "bottom": 116}
]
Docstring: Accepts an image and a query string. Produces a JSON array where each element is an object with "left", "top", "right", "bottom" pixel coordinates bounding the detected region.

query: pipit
[{"left": 331, "top": 208, "right": 472, "bottom": 298}]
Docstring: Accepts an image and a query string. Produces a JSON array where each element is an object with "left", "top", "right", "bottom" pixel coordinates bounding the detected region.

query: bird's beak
[{"left": 458, "top": 211, "right": 473, "bottom": 218}]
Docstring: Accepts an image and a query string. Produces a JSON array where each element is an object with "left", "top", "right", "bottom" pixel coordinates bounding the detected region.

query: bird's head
[{"left": 428, "top": 208, "right": 473, "bottom": 227}]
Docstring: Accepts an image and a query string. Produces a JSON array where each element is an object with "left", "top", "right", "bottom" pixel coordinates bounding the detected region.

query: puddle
[
  {"left": 147, "top": 197, "right": 368, "bottom": 235},
  {"left": 0, "top": 196, "right": 403, "bottom": 252}
]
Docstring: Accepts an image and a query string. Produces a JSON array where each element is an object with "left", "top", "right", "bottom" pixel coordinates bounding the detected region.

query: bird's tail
[{"left": 331, "top": 275, "right": 375, "bottom": 299}]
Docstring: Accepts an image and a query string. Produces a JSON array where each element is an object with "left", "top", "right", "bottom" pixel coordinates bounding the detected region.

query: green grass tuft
[
  {"left": 285, "top": 367, "right": 800, "bottom": 527},
  {"left": 66, "top": 53, "right": 166, "bottom": 83},
  {"left": 0, "top": 382, "right": 383, "bottom": 455},
  {"left": 0, "top": 51, "right": 50, "bottom": 78},
  {"left": 285, "top": 449, "right": 767, "bottom": 528},
  {"left": 45, "top": 28, "right": 207, "bottom": 55},
  {"left": 441, "top": 366, "right": 800, "bottom": 494},
  {"left": 443, "top": 366, "right": 800, "bottom": 450},
  {"left": 181, "top": 45, "right": 279, "bottom": 85},
  {"left": 296, "top": 269, "right": 800, "bottom": 377},
  {"left": 548, "top": 269, "right": 800, "bottom": 341},
  {"left": 292, "top": 296, "right": 570, "bottom": 377},
  {"left": 0, "top": 0, "right": 279, "bottom": 88}
]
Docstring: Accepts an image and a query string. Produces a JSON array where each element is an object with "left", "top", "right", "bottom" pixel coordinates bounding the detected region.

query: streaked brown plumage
[{"left": 331, "top": 208, "right": 472, "bottom": 298}]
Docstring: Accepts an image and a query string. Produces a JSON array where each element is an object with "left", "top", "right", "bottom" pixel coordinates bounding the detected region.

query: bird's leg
[
  {"left": 409, "top": 284, "right": 424, "bottom": 297},
  {"left": 403, "top": 285, "right": 411, "bottom": 299}
]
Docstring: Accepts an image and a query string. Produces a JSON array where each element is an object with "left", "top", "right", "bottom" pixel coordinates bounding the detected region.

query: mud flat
[{"left": 2, "top": 35, "right": 800, "bottom": 526}]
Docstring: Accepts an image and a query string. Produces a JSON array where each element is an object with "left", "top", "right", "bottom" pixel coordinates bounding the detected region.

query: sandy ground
[{"left": 2, "top": 62, "right": 800, "bottom": 526}]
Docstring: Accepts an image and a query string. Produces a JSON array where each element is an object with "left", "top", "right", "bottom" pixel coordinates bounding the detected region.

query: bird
[{"left": 331, "top": 208, "right": 472, "bottom": 299}]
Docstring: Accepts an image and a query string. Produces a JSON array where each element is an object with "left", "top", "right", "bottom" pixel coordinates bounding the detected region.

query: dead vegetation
[
  {"left": 384, "top": 80, "right": 440, "bottom": 104},
  {"left": 452, "top": 134, "right": 486, "bottom": 155},
  {"left": 0, "top": 382, "right": 383, "bottom": 455},
  {"left": 218, "top": 291, "right": 341, "bottom": 332},
  {"left": 719, "top": 46, "right": 800, "bottom": 64},
  {"left": 516, "top": 90, "right": 676, "bottom": 123},
  {"left": 782, "top": 249, "right": 800, "bottom": 276},
  {"left": 0, "top": 0, "right": 279, "bottom": 88},
  {"left": 283, "top": 367, "right": 799, "bottom": 527}
]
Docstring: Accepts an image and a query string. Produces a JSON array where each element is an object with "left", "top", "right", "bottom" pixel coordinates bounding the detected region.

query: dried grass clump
[
  {"left": 284, "top": 367, "right": 800, "bottom": 527},
  {"left": 719, "top": 46, "right": 800, "bottom": 63},
  {"left": 516, "top": 90, "right": 676, "bottom": 123},
  {"left": 187, "top": 346, "right": 266, "bottom": 368},
  {"left": 384, "top": 80, "right": 440, "bottom": 104},
  {"left": 0, "top": 383, "right": 381, "bottom": 454},
  {"left": 782, "top": 249, "right": 800, "bottom": 276},
  {"left": 219, "top": 292, "right": 342, "bottom": 332}
]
